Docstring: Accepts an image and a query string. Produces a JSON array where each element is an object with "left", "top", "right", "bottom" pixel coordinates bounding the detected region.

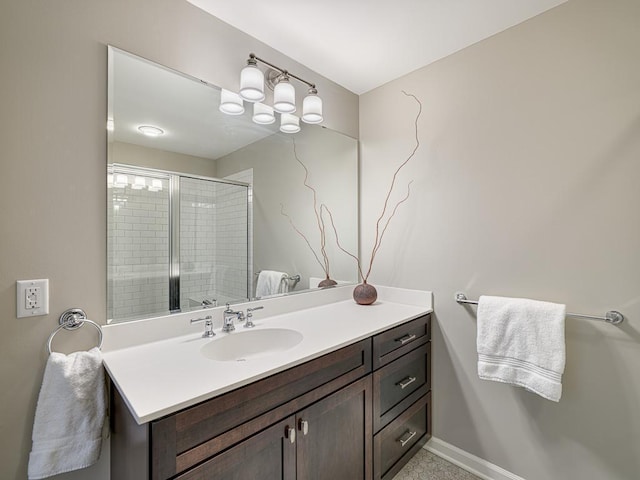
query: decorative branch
[
  {"left": 281, "top": 204, "right": 327, "bottom": 274},
  {"left": 280, "top": 139, "right": 332, "bottom": 279},
  {"left": 292, "top": 139, "right": 331, "bottom": 276},
  {"left": 322, "top": 204, "right": 365, "bottom": 281},
  {"left": 325, "top": 91, "right": 423, "bottom": 284}
]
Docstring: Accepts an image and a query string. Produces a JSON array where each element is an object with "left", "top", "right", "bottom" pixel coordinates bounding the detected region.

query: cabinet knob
[
  {"left": 286, "top": 425, "right": 296, "bottom": 444},
  {"left": 298, "top": 419, "right": 309, "bottom": 435}
]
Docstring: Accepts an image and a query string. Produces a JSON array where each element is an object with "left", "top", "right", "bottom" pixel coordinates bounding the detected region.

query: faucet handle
[
  {"left": 244, "top": 306, "right": 264, "bottom": 328},
  {"left": 191, "top": 315, "right": 215, "bottom": 338}
]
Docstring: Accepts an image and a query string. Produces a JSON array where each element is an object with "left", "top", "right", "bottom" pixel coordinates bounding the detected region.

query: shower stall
[{"left": 107, "top": 164, "right": 251, "bottom": 322}]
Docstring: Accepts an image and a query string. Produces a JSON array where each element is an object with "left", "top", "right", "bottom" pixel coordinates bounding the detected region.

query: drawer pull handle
[
  {"left": 299, "top": 419, "right": 309, "bottom": 435},
  {"left": 396, "top": 376, "right": 417, "bottom": 390},
  {"left": 395, "top": 333, "right": 416, "bottom": 345},
  {"left": 286, "top": 426, "right": 296, "bottom": 444},
  {"left": 398, "top": 430, "right": 417, "bottom": 447}
]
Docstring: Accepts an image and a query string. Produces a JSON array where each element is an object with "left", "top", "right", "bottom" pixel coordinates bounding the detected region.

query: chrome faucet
[{"left": 223, "top": 304, "right": 243, "bottom": 333}]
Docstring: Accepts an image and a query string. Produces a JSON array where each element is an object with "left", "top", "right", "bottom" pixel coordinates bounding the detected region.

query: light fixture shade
[
  {"left": 273, "top": 77, "right": 296, "bottom": 113},
  {"left": 239, "top": 63, "right": 265, "bottom": 102},
  {"left": 302, "top": 91, "right": 323, "bottom": 124},
  {"left": 280, "top": 113, "right": 301, "bottom": 133},
  {"left": 219, "top": 89, "right": 245, "bottom": 115},
  {"left": 148, "top": 178, "right": 163, "bottom": 192},
  {"left": 252, "top": 103, "right": 275, "bottom": 125},
  {"left": 114, "top": 174, "right": 128, "bottom": 188},
  {"left": 132, "top": 176, "right": 146, "bottom": 190}
]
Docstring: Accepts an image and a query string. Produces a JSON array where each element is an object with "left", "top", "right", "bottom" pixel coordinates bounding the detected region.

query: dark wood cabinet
[
  {"left": 372, "top": 315, "right": 432, "bottom": 480},
  {"left": 110, "top": 314, "right": 431, "bottom": 480},
  {"left": 176, "top": 416, "right": 296, "bottom": 480},
  {"left": 296, "top": 376, "right": 372, "bottom": 480}
]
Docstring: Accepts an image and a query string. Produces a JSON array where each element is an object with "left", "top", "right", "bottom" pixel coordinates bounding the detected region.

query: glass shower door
[{"left": 179, "top": 177, "right": 249, "bottom": 310}]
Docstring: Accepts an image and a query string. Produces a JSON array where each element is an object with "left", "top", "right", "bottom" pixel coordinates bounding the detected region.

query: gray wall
[
  {"left": 0, "top": 1, "right": 357, "bottom": 479},
  {"left": 359, "top": 0, "right": 640, "bottom": 478},
  {"left": 216, "top": 127, "right": 359, "bottom": 291}
]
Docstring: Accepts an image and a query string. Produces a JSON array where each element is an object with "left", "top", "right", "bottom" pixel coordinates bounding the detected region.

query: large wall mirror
[{"left": 107, "top": 47, "right": 358, "bottom": 323}]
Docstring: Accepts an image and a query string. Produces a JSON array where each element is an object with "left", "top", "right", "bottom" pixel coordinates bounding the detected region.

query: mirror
[{"left": 107, "top": 47, "right": 358, "bottom": 323}]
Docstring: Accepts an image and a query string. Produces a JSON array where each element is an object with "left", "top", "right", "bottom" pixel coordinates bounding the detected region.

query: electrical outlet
[{"left": 17, "top": 279, "right": 49, "bottom": 318}]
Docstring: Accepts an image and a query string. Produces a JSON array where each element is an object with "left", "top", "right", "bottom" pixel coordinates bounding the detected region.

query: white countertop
[{"left": 102, "top": 285, "right": 432, "bottom": 424}]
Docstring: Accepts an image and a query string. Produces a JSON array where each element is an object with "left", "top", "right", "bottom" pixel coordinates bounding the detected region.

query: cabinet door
[
  {"left": 296, "top": 376, "right": 372, "bottom": 480},
  {"left": 176, "top": 416, "right": 296, "bottom": 480}
]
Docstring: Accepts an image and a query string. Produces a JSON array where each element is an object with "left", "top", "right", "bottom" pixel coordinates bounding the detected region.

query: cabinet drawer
[
  {"left": 373, "top": 314, "right": 430, "bottom": 369},
  {"left": 373, "top": 392, "right": 431, "bottom": 480},
  {"left": 373, "top": 343, "right": 430, "bottom": 433}
]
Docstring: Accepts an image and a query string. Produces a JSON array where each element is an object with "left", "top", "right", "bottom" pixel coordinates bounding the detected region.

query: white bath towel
[
  {"left": 28, "top": 347, "right": 106, "bottom": 479},
  {"left": 477, "top": 295, "right": 566, "bottom": 402},
  {"left": 256, "top": 270, "right": 289, "bottom": 297}
]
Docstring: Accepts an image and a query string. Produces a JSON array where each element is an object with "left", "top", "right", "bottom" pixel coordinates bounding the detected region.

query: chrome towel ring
[{"left": 47, "top": 308, "right": 104, "bottom": 355}]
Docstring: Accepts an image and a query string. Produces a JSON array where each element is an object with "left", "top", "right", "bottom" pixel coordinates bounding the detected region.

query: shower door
[
  {"left": 179, "top": 177, "right": 249, "bottom": 310},
  {"left": 108, "top": 164, "right": 250, "bottom": 322}
]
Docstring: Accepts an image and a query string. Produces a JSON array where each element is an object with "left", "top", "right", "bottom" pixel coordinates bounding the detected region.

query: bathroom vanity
[{"left": 104, "top": 286, "right": 432, "bottom": 480}]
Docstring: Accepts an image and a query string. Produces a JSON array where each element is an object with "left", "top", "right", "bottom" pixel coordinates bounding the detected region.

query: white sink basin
[{"left": 201, "top": 328, "right": 304, "bottom": 362}]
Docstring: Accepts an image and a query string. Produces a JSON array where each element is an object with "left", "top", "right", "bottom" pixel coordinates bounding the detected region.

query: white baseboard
[{"left": 424, "top": 437, "right": 526, "bottom": 480}]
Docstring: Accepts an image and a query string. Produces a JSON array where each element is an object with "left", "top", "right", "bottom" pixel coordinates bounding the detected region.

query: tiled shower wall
[
  {"left": 108, "top": 171, "right": 249, "bottom": 321},
  {"left": 108, "top": 176, "right": 170, "bottom": 320}
]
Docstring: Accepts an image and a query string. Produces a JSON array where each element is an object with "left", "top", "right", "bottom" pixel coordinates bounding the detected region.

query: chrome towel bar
[{"left": 454, "top": 292, "right": 624, "bottom": 325}]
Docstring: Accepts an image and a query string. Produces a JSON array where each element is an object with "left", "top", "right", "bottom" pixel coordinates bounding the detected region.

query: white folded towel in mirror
[
  {"left": 28, "top": 347, "right": 106, "bottom": 479},
  {"left": 256, "top": 270, "right": 289, "bottom": 297},
  {"left": 477, "top": 295, "right": 566, "bottom": 402}
]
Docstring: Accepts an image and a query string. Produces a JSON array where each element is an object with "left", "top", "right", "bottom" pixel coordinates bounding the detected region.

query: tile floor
[{"left": 393, "top": 449, "right": 482, "bottom": 480}]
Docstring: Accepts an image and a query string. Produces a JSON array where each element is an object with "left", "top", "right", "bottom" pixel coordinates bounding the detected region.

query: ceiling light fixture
[
  {"left": 226, "top": 53, "right": 323, "bottom": 131},
  {"left": 137, "top": 125, "right": 164, "bottom": 137}
]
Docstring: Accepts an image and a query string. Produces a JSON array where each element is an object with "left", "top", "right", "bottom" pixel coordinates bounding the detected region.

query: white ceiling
[{"left": 187, "top": 0, "right": 566, "bottom": 94}]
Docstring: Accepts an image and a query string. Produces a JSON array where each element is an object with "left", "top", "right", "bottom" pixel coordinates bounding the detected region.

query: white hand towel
[
  {"left": 28, "top": 347, "right": 106, "bottom": 479},
  {"left": 256, "top": 270, "right": 288, "bottom": 297},
  {"left": 477, "top": 295, "right": 566, "bottom": 402}
]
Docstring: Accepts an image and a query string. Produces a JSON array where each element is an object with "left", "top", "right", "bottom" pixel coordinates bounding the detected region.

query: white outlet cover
[{"left": 17, "top": 279, "right": 49, "bottom": 318}]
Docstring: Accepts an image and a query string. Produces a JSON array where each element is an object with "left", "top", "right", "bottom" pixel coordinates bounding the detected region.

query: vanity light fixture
[
  {"left": 252, "top": 103, "right": 275, "bottom": 124},
  {"left": 114, "top": 174, "right": 128, "bottom": 188},
  {"left": 148, "top": 178, "right": 163, "bottom": 192},
  {"left": 273, "top": 74, "right": 296, "bottom": 113},
  {"left": 137, "top": 125, "right": 164, "bottom": 137},
  {"left": 232, "top": 53, "right": 323, "bottom": 130},
  {"left": 239, "top": 56, "right": 265, "bottom": 102},
  {"left": 131, "top": 176, "right": 146, "bottom": 190},
  {"left": 219, "top": 89, "right": 245, "bottom": 115},
  {"left": 280, "top": 113, "right": 301, "bottom": 133}
]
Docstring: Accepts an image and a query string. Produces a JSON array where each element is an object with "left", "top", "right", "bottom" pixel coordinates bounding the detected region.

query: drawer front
[
  {"left": 374, "top": 392, "right": 431, "bottom": 480},
  {"left": 373, "top": 314, "right": 430, "bottom": 369},
  {"left": 373, "top": 343, "right": 430, "bottom": 433}
]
